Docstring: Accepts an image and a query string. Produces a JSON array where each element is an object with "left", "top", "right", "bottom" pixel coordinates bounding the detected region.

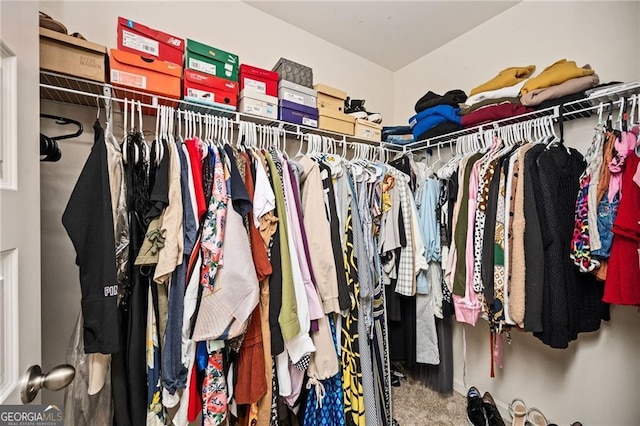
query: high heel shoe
[
  {"left": 525, "top": 407, "right": 548, "bottom": 426},
  {"left": 508, "top": 399, "right": 527, "bottom": 426}
]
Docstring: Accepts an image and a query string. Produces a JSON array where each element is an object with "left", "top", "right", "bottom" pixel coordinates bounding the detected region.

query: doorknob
[{"left": 20, "top": 364, "right": 76, "bottom": 404}]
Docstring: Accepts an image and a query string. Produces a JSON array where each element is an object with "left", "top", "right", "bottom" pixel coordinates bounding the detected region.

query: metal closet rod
[
  {"left": 40, "top": 82, "right": 391, "bottom": 159},
  {"left": 40, "top": 81, "right": 387, "bottom": 151}
]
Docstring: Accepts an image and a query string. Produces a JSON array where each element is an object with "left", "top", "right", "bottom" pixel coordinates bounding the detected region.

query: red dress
[{"left": 604, "top": 152, "right": 640, "bottom": 306}]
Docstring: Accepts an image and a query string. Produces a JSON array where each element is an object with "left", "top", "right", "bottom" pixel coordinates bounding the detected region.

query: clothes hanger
[{"left": 39, "top": 114, "right": 81, "bottom": 162}]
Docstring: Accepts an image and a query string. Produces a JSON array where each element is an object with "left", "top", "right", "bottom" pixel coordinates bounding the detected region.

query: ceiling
[{"left": 244, "top": 1, "right": 519, "bottom": 71}]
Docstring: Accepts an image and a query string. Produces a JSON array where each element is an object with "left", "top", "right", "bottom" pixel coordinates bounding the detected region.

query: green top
[{"left": 265, "top": 152, "right": 300, "bottom": 341}]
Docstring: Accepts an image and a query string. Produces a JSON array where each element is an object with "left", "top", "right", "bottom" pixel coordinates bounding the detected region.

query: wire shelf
[
  {"left": 39, "top": 71, "right": 383, "bottom": 147},
  {"left": 397, "top": 80, "right": 640, "bottom": 152}
]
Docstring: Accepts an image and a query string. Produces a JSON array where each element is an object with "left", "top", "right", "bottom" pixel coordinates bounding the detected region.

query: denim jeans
[{"left": 592, "top": 195, "right": 620, "bottom": 258}]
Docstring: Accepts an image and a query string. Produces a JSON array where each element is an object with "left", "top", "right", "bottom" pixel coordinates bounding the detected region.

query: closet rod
[
  {"left": 402, "top": 84, "right": 640, "bottom": 152},
  {"left": 405, "top": 95, "right": 637, "bottom": 154},
  {"left": 41, "top": 82, "right": 393, "bottom": 160}
]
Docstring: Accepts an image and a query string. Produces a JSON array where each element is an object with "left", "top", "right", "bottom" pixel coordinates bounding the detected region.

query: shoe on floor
[
  {"left": 467, "top": 386, "right": 487, "bottom": 426},
  {"left": 482, "top": 392, "right": 505, "bottom": 426}
]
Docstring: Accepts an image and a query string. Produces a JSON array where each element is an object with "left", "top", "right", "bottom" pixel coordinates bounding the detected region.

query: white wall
[
  {"left": 39, "top": 0, "right": 393, "bottom": 121},
  {"left": 1, "top": 0, "right": 42, "bottom": 404},
  {"left": 394, "top": 1, "right": 640, "bottom": 425},
  {"left": 393, "top": 1, "right": 640, "bottom": 123}
]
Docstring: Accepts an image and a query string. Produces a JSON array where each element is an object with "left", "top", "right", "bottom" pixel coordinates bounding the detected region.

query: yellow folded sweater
[
  {"left": 469, "top": 65, "right": 536, "bottom": 96},
  {"left": 521, "top": 59, "right": 594, "bottom": 95}
]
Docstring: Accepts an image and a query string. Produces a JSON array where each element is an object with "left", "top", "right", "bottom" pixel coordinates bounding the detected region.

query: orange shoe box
[{"left": 109, "top": 48, "right": 182, "bottom": 99}]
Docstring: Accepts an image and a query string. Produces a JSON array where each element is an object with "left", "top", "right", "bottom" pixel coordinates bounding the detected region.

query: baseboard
[{"left": 453, "top": 378, "right": 511, "bottom": 421}]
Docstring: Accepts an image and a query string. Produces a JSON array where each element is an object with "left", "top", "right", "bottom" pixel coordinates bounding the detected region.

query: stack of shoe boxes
[
  {"left": 314, "top": 84, "right": 355, "bottom": 135},
  {"left": 183, "top": 39, "right": 239, "bottom": 110},
  {"left": 273, "top": 58, "right": 319, "bottom": 128},
  {"left": 238, "top": 65, "right": 279, "bottom": 119},
  {"left": 110, "top": 17, "right": 184, "bottom": 99}
]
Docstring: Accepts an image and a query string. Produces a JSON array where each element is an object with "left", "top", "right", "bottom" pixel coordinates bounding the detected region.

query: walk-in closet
[{"left": 0, "top": 1, "right": 639, "bottom": 426}]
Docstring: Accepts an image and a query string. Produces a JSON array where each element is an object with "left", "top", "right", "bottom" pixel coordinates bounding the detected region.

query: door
[{"left": 0, "top": 1, "right": 42, "bottom": 404}]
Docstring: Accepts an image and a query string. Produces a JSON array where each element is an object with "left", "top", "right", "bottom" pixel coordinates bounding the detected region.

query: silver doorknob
[{"left": 20, "top": 364, "right": 76, "bottom": 404}]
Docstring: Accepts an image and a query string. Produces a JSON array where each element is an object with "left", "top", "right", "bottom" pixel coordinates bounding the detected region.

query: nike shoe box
[
  {"left": 183, "top": 68, "right": 238, "bottom": 110},
  {"left": 279, "top": 100, "right": 318, "bottom": 128},
  {"left": 109, "top": 48, "right": 182, "bottom": 99},
  {"left": 239, "top": 90, "right": 278, "bottom": 120},
  {"left": 117, "top": 17, "right": 184, "bottom": 66},
  {"left": 272, "top": 57, "right": 313, "bottom": 88},
  {"left": 185, "top": 39, "right": 239, "bottom": 81},
  {"left": 239, "top": 64, "right": 278, "bottom": 97}
]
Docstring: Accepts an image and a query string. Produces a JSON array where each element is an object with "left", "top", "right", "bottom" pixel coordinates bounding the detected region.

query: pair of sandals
[{"left": 509, "top": 399, "right": 548, "bottom": 426}]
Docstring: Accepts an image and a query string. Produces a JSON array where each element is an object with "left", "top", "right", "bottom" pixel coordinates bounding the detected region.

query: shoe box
[
  {"left": 239, "top": 90, "right": 278, "bottom": 119},
  {"left": 318, "top": 108, "right": 355, "bottom": 135},
  {"left": 185, "top": 39, "right": 239, "bottom": 81},
  {"left": 278, "top": 80, "right": 317, "bottom": 109},
  {"left": 314, "top": 83, "right": 347, "bottom": 114},
  {"left": 354, "top": 118, "right": 382, "bottom": 142},
  {"left": 279, "top": 100, "right": 318, "bottom": 128},
  {"left": 239, "top": 64, "right": 278, "bottom": 97},
  {"left": 40, "top": 27, "right": 107, "bottom": 82},
  {"left": 272, "top": 57, "right": 313, "bottom": 88},
  {"left": 183, "top": 68, "right": 238, "bottom": 110},
  {"left": 109, "top": 48, "right": 182, "bottom": 99},
  {"left": 117, "top": 17, "right": 184, "bottom": 66}
]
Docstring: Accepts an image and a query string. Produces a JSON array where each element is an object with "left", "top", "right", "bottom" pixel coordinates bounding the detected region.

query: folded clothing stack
[
  {"left": 461, "top": 59, "right": 599, "bottom": 127},
  {"left": 408, "top": 89, "right": 466, "bottom": 141},
  {"left": 382, "top": 125, "right": 414, "bottom": 145}
]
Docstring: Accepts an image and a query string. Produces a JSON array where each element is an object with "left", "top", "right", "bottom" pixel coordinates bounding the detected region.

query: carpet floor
[{"left": 391, "top": 376, "right": 469, "bottom": 426}]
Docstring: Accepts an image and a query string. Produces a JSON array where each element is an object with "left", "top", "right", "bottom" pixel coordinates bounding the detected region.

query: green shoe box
[{"left": 185, "top": 39, "right": 239, "bottom": 81}]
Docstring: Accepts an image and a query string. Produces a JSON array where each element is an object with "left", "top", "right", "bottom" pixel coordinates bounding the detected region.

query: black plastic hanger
[{"left": 40, "top": 114, "right": 84, "bottom": 162}]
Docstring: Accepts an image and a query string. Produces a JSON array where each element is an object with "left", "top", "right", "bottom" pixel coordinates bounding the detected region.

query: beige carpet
[{"left": 391, "top": 376, "right": 469, "bottom": 426}]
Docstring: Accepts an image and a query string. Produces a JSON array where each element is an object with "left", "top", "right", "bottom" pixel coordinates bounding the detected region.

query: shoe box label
[
  {"left": 111, "top": 69, "right": 147, "bottom": 89},
  {"left": 186, "top": 87, "right": 215, "bottom": 102},
  {"left": 302, "top": 117, "right": 318, "bottom": 127},
  {"left": 243, "top": 77, "right": 267, "bottom": 95},
  {"left": 122, "top": 30, "right": 159, "bottom": 57},
  {"left": 284, "top": 91, "right": 305, "bottom": 105},
  {"left": 188, "top": 58, "right": 217, "bottom": 77}
]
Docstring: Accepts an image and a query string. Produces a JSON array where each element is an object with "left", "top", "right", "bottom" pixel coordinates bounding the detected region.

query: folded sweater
[
  {"left": 416, "top": 122, "right": 463, "bottom": 142},
  {"left": 465, "top": 80, "right": 527, "bottom": 107},
  {"left": 415, "top": 89, "right": 467, "bottom": 113},
  {"left": 469, "top": 65, "right": 536, "bottom": 96},
  {"left": 461, "top": 102, "right": 532, "bottom": 128},
  {"left": 460, "top": 97, "right": 521, "bottom": 115},
  {"left": 409, "top": 105, "right": 461, "bottom": 140},
  {"left": 521, "top": 74, "right": 599, "bottom": 107},
  {"left": 521, "top": 59, "right": 594, "bottom": 95}
]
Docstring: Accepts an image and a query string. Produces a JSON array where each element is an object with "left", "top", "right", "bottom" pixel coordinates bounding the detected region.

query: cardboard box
[
  {"left": 279, "top": 100, "right": 318, "bottom": 128},
  {"left": 239, "top": 90, "right": 278, "bottom": 119},
  {"left": 318, "top": 108, "right": 355, "bottom": 135},
  {"left": 354, "top": 118, "right": 382, "bottom": 142},
  {"left": 314, "top": 83, "right": 347, "bottom": 114},
  {"left": 239, "top": 64, "right": 278, "bottom": 97},
  {"left": 109, "top": 48, "right": 182, "bottom": 98},
  {"left": 185, "top": 39, "right": 239, "bottom": 81},
  {"left": 278, "top": 80, "right": 317, "bottom": 109},
  {"left": 117, "top": 17, "right": 184, "bottom": 66},
  {"left": 40, "top": 28, "right": 107, "bottom": 82},
  {"left": 273, "top": 57, "right": 313, "bottom": 88},
  {"left": 183, "top": 68, "right": 238, "bottom": 110}
]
